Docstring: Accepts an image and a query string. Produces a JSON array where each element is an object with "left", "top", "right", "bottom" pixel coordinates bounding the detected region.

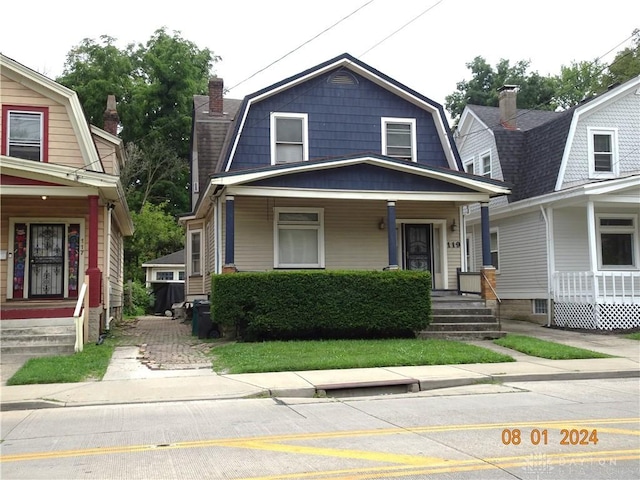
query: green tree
[
  {"left": 552, "top": 60, "right": 606, "bottom": 110},
  {"left": 124, "top": 202, "right": 185, "bottom": 283},
  {"left": 57, "top": 27, "right": 220, "bottom": 214},
  {"left": 445, "top": 56, "right": 557, "bottom": 124},
  {"left": 602, "top": 29, "right": 640, "bottom": 87}
]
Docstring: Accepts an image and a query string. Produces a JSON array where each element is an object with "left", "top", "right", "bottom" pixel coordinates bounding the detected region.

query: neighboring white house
[
  {"left": 142, "top": 250, "right": 185, "bottom": 314},
  {"left": 455, "top": 77, "right": 640, "bottom": 329}
]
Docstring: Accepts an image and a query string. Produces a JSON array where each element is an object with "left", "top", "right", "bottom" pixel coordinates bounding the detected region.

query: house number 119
[{"left": 447, "top": 241, "right": 461, "bottom": 248}]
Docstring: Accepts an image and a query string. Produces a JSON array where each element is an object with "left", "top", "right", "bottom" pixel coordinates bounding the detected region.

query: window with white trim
[
  {"left": 597, "top": 215, "right": 636, "bottom": 268},
  {"left": 156, "top": 271, "right": 174, "bottom": 281},
  {"left": 464, "top": 158, "right": 475, "bottom": 175},
  {"left": 481, "top": 151, "right": 491, "bottom": 178},
  {"left": 189, "top": 230, "right": 202, "bottom": 275},
  {"left": 588, "top": 128, "right": 618, "bottom": 178},
  {"left": 533, "top": 299, "right": 548, "bottom": 314},
  {"left": 381, "top": 117, "right": 417, "bottom": 161},
  {"left": 3, "top": 107, "right": 46, "bottom": 161},
  {"left": 271, "top": 112, "right": 308, "bottom": 164},
  {"left": 274, "top": 208, "right": 324, "bottom": 268},
  {"left": 490, "top": 229, "right": 499, "bottom": 271},
  {"left": 178, "top": 271, "right": 185, "bottom": 281}
]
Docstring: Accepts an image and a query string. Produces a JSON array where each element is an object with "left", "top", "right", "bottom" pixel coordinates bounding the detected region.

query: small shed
[{"left": 142, "top": 250, "right": 185, "bottom": 314}]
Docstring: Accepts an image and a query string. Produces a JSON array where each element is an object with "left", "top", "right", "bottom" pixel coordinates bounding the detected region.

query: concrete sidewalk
[{"left": 1, "top": 319, "right": 638, "bottom": 411}]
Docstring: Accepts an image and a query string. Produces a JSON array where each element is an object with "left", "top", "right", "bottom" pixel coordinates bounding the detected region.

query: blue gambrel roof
[{"left": 218, "top": 53, "right": 463, "bottom": 174}]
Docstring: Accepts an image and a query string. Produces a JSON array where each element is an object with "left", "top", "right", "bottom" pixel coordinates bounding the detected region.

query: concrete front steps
[
  {"left": 418, "top": 295, "right": 505, "bottom": 340},
  {"left": 0, "top": 318, "right": 76, "bottom": 356}
]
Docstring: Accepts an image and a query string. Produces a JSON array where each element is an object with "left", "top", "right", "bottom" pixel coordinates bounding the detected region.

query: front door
[
  {"left": 403, "top": 224, "right": 434, "bottom": 274},
  {"left": 29, "top": 224, "right": 65, "bottom": 297}
]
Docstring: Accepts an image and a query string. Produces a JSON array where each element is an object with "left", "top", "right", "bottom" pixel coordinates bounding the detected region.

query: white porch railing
[
  {"left": 74, "top": 277, "right": 89, "bottom": 353},
  {"left": 553, "top": 271, "right": 640, "bottom": 330}
]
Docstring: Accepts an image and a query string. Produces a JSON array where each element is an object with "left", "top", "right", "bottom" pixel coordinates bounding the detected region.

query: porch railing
[
  {"left": 456, "top": 268, "right": 481, "bottom": 295},
  {"left": 74, "top": 276, "right": 89, "bottom": 353},
  {"left": 553, "top": 271, "right": 640, "bottom": 330}
]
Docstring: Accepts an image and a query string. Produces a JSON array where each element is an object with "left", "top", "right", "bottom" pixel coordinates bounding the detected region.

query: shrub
[
  {"left": 211, "top": 270, "right": 431, "bottom": 341},
  {"left": 123, "top": 280, "right": 154, "bottom": 316}
]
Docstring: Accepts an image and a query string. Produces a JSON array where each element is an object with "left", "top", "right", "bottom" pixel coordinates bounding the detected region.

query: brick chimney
[
  {"left": 498, "top": 85, "right": 518, "bottom": 129},
  {"left": 103, "top": 95, "right": 119, "bottom": 135},
  {"left": 208, "top": 77, "right": 224, "bottom": 116}
]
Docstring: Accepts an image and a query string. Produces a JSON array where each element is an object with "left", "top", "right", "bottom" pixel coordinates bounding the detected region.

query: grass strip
[
  {"left": 7, "top": 342, "right": 115, "bottom": 386},
  {"left": 624, "top": 332, "right": 640, "bottom": 340},
  {"left": 493, "top": 334, "right": 613, "bottom": 360},
  {"left": 210, "top": 338, "right": 515, "bottom": 374}
]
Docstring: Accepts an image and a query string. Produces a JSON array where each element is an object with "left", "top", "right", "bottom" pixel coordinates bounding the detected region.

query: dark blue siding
[
  {"left": 246, "top": 164, "right": 474, "bottom": 193},
  {"left": 230, "top": 69, "right": 449, "bottom": 171}
]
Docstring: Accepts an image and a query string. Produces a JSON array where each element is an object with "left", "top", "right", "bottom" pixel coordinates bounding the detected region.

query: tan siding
[
  {"left": 94, "top": 136, "right": 117, "bottom": 175},
  {"left": 205, "top": 207, "right": 215, "bottom": 295},
  {"left": 108, "top": 221, "right": 124, "bottom": 308},
  {"left": 1, "top": 75, "right": 85, "bottom": 169},
  {"left": 225, "top": 197, "right": 460, "bottom": 289}
]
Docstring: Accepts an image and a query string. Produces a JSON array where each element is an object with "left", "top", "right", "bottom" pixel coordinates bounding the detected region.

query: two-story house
[
  {"left": 181, "top": 53, "right": 511, "bottom": 315},
  {"left": 1, "top": 54, "right": 134, "bottom": 354},
  {"left": 455, "top": 77, "right": 640, "bottom": 329}
]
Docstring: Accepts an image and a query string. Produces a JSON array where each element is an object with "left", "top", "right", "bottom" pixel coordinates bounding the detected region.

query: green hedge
[{"left": 211, "top": 270, "right": 431, "bottom": 341}]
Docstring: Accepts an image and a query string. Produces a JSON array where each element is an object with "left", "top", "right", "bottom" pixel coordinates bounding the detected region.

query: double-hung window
[
  {"left": 274, "top": 208, "right": 324, "bottom": 268},
  {"left": 464, "top": 158, "right": 475, "bottom": 174},
  {"left": 189, "top": 230, "right": 202, "bottom": 275},
  {"left": 490, "top": 229, "right": 499, "bottom": 271},
  {"left": 381, "top": 117, "right": 416, "bottom": 161},
  {"left": 2, "top": 106, "right": 48, "bottom": 162},
  {"left": 271, "top": 113, "right": 308, "bottom": 164},
  {"left": 588, "top": 128, "right": 618, "bottom": 178},
  {"left": 597, "top": 215, "right": 636, "bottom": 268},
  {"left": 481, "top": 151, "right": 491, "bottom": 178}
]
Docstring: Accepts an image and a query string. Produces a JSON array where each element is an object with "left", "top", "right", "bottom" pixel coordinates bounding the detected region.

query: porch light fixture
[
  {"left": 450, "top": 219, "right": 457, "bottom": 232},
  {"left": 41, "top": 195, "right": 47, "bottom": 200},
  {"left": 379, "top": 218, "right": 386, "bottom": 230}
]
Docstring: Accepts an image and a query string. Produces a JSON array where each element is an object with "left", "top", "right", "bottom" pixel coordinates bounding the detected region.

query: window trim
[
  {"left": 588, "top": 127, "right": 618, "bottom": 179},
  {"left": 270, "top": 112, "right": 309, "bottom": 165},
  {"left": 381, "top": 117, "right": 417, "bottom": 162},
  {"left": 463, "top": 157, "right": 475, "bottom": 175},
  {"left": 273, "top": 207, "right": 325, "bottom": 269},
  {"left": 532, "top": 299, "right": 548, "bottom": 315},
  {"left": 596, "top": 213, "right": 637, "bottom": 269},
  {"left": 480, "top": 150, "right": 492, "bottom": 178},
  {"left": 188, "top": 229, "right": 203, "bottom": 276},
  {"left": 2, "top": 105, "right": 49, "bottom": 162}
]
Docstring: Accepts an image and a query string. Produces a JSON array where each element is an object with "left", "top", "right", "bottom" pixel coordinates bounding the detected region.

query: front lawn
[
  {"left": 210, "top": 338, "right": 515, "bottom": 374},
  {"left": 493, "top": 335, "right": 613, "bottom": 360}
]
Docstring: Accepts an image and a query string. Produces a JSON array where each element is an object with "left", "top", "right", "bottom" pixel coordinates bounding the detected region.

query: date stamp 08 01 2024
[{"left": 501, "top": 428, "right": 599, "bottom": 446}]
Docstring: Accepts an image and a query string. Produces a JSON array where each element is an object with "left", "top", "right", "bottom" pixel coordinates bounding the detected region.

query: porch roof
[{"left": 203, "top": 154, "right": 510, "bottom": 207}]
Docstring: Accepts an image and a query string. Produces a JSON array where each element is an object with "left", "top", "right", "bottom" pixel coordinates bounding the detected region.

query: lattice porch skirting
[{"left": 554, "top": 302, "right": 640, "bottom": 330}]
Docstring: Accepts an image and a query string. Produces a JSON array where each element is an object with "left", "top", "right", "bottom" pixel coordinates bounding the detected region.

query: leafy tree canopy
[{"left": 124, "top": 202, "right": 185, "bottom": 283}]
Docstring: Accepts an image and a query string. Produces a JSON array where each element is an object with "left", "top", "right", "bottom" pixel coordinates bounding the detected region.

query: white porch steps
[{"left": 0, "top": 319, "right": 76, "bottom": 356}]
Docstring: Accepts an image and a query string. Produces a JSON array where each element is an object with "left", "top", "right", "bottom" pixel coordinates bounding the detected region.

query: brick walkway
[{"left": 115, "top": 316, "right": 213, "bottom": 370}]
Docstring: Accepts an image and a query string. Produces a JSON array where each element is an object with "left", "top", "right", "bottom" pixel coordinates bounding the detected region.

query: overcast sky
[{"left": 2, "top": 0, "right": 638, "bottom": 113}]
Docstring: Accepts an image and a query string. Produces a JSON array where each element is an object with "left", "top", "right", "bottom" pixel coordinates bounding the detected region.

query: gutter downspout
[{"left": 540, "top": 205, "right": 552, "bottom": 327}]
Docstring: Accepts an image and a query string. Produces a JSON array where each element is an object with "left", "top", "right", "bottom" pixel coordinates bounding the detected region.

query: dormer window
[
  {"left": 381, "top": 117, "right": 416, "bottom": 161},
  {"left": 271, "top": 112, "right": 308, "bottom": 165},
  {"left": 588, "top": 127, "right": 618, "bottom": 178},
  {"left": 2, "top": 106, "right": 48, "bottom": 162}
]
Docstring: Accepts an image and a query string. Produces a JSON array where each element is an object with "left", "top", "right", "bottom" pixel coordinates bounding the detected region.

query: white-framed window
[
  {"left": 481, "top": 151, "right": 491, "bottom": 178},
  {"left": 533, "top": 299, "right": 548, "bottom": 314},
  {"left": 381, "top": 117, "right": 417, "bottom": 161},
  {"left": 3, "top": 107, "right": 47, "bottom": 162},
  {"left": 490, "top": 229, "right": 499, "bottom": 271},
  {"left": 178, "top": 271, "right": 185, "bottom": 281},
  {"left": 189, "top": 230, "right": 202, "bottom": 275},
  {"left": 270, "top": 112, "right": 309, "bottom": 165},
  {"left": 588, "top": 128, "right": 618, "bottom": 178},
  {"left": 464, "top": 158, "right": 475, "bottom": 175},
  {"left": 596, "top": 214, "right": 636, "bottom": 268},
  {"left": 156, "top": 271, "right": 174, "bottom": 281},
  {"left": 274, "top": 207, "right": 324, "bottom": 268}
]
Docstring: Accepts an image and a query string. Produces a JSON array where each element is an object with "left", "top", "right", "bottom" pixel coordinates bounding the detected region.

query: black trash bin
[{"left": 196, "top": 301, "right": 220, "bottom": 339}]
